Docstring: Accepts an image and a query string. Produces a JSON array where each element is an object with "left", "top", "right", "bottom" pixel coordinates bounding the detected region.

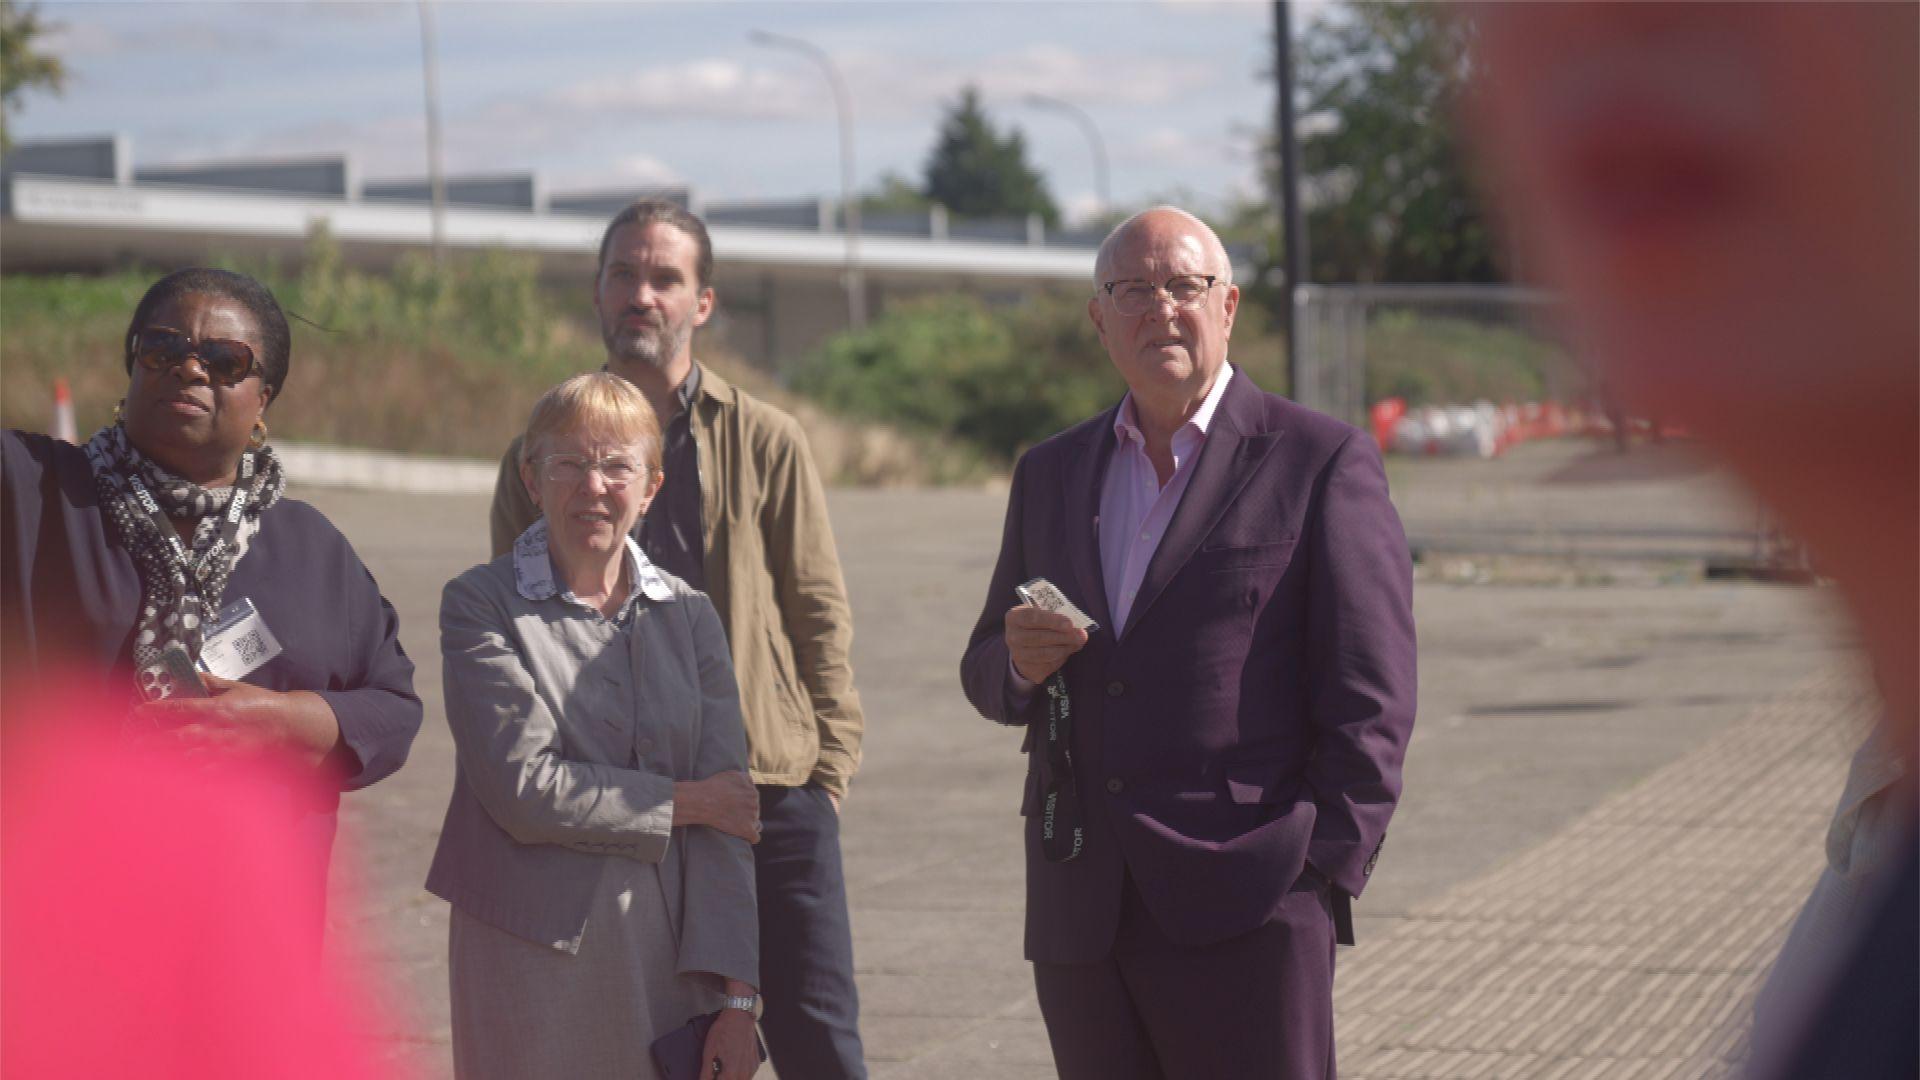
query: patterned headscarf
[{"left": 82, "top": 421, "right": 286, "bottom": 700}]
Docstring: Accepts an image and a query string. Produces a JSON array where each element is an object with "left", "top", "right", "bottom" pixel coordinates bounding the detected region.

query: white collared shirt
[{"left": 512, "top": 517, "right": 673, "bottom": 627}]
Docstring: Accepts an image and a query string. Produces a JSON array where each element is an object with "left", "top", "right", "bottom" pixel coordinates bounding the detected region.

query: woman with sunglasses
[{"left": 1, "top": 267, "right": 422, "bottom": 929}]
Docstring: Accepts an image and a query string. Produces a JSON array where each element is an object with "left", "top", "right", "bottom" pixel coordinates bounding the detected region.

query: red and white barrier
[
  {"left": 53, "top": 378, "right": 77, "bottom": 444},
  {"left": 1381, "top": 398, "right": 1580, "bottom": 459}
]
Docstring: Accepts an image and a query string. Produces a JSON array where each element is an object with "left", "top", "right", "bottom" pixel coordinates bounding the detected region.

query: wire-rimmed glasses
[
  {"left": 1101, "top": 274, "right": 1222, "bottom": 317},
  {"left": 535, "top": 453, "right": 649, "bottom": 491}
]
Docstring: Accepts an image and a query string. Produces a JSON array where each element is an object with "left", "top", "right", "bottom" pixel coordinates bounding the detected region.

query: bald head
[
  {"left": 1087, "top": 205, "right": 1241, "bottom": 432},
  {"left": 1093, "top": 206, "right": 1233, "bottom": 288}
]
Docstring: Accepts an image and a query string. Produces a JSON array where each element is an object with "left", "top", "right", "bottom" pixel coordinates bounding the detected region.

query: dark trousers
[
  {"left": 1033, "top": 872, "right": 1337, "bottom": 1080},
  {"left": 754, "top": 782, "right": 866, "bottom": 1079}
]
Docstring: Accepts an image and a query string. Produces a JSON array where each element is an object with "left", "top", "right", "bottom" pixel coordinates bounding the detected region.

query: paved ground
[
  {"left": 1335, "top": 667, "right": 1868, "bottom": 1080},
  {"left": 300, "top": 439, "right": 1867, "bottom": 1079}
]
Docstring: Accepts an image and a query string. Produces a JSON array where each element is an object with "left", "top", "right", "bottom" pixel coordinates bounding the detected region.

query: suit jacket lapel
[
  {"left": 1124, "top": 377, "right": 1280, "bottom": 638},
  {"left": 1062, "top": 408, "right": 1118, "bottom": 637}
]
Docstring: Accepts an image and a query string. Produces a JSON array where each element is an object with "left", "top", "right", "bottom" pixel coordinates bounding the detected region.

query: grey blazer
[{"left": 426, "top": 537, "right": 757, "bottom": 988}]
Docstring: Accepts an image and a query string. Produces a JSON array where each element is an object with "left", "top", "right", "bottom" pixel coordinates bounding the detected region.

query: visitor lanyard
[
  {"left": 1040, "top": 673, "right": 1086, "bottom": 863},
  {"left": 126, "top": 458, "right": 253, "bottom": 590}
]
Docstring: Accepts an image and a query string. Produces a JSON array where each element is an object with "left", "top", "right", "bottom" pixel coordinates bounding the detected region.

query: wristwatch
[{"left": 722, "top": 992, "right": 762, "bottom": 1019}]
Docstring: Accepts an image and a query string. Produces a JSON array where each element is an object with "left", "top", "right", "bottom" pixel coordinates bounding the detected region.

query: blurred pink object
[{"left": 2, "top": 683, "right": 395, "bottom": 1080}]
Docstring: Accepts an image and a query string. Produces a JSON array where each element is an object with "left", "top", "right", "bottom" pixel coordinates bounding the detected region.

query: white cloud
[
  {"left": 836, "top": 43, "right": 1216, "bottom": 118},
  {"left": 1113, "top": 127, "right": 1230, "bottom": 166},
  {"left": 551, "top": 60, "right": 819, "bottom": 121},
  {"left": 550, "top": 153, "right": 685, "bottom": 191},
  {"left": 1058, "top": 189, "right": 1109, "bottom": 229},
  {"left": 519, "top": 42, "right": 1223, "bottom": 134}
]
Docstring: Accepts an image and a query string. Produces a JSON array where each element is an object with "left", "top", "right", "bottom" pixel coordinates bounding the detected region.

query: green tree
[
  {"left": 859, "top": 170, "right": 932, "bottom": 216},
  {"left": 1278, "top": 1, "right": 1498, "bottom": 284},
  {"left": 0, "top": 0, "right": 66, "bottom": 152},
  {"left": 922, "top": 86, "right": 1060, "bottom": 227}
]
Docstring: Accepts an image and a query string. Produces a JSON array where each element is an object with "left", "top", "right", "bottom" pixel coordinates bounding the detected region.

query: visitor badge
[
  {"left": 1016, "top": 577, "right": 1099, "bottom": 634},
  {"left": 198, "top": 597, "right": 284, "bottom": 681}
]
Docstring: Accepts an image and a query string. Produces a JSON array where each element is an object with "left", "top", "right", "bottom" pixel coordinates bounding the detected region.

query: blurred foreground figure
[
  {"left": 1, "top": 689, "right": 394, "bottom": 1079},
  {"left": 1464, "top": 4, "right": 1917, "bottom": 1078}
]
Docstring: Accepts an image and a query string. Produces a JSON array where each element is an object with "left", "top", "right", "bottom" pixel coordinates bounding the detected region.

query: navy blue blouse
[{"left": 2, "top": 430, "right": 422, "bottom": 873}]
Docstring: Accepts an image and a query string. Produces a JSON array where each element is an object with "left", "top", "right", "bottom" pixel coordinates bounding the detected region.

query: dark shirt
[{"left": 635, "top": 366, "right": 706, "bottom": 591}]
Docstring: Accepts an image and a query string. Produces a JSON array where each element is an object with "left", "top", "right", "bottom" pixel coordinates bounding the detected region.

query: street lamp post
[
  {"left": 749, "top": 29, "right": 866, "bottom": 331},
  {"left": 1022, "top": 92, "right": 1111, "bottom": 224},
  {"left": 417, "top": 0, "right": 448, "bottom": 269}
]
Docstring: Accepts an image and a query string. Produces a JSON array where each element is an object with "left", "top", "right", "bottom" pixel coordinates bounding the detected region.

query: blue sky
[{"left": 15, "top": 1, "right": 1300, "bottom": 225}]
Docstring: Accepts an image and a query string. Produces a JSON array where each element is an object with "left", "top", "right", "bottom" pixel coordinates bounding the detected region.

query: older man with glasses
[{"left": 960, "top": 206, "right": 1418, "bottom": 1078}]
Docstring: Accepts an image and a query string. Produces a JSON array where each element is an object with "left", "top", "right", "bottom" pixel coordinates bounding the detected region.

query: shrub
[
  {"left": 1363, "top": 310, "right": 1577, "bottom": 406},
  {"left": 797, "top": 292, "right": 1124, "bottom": 462},
  {"left": 796, "top": 289, "right": 1306, "bottom": 464}
]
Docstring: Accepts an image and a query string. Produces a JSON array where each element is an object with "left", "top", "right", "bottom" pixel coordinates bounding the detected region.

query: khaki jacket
[{"left": 491, "top": 365, "right": 864, "bottom": 796}]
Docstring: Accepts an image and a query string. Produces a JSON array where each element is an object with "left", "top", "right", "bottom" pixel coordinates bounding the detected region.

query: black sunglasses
[{"left": 132, "top": 327, "right": 261, "bottom": 388}]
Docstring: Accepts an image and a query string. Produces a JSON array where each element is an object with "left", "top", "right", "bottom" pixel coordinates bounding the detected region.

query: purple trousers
[{"left": 1033, "top": 872, "right": 1337, "bottom": 1079}]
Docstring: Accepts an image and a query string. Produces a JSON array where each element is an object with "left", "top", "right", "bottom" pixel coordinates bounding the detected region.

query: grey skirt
[{"left": 449, "top": 859, "right": 722, "bottom": 1080}]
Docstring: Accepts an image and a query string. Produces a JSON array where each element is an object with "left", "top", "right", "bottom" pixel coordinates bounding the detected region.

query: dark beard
[{"left": 604, "top": 319, "right": 690, "bottom": 369}]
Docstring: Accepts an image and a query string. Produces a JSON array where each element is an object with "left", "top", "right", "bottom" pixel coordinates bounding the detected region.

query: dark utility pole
[{"left": 1274, "top": 0, "right": 1308, "bottom": 394}]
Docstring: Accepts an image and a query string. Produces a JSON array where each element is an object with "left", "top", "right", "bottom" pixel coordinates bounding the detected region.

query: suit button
[
  {"left": 1106, "top": 680, "right": 1125, "bottom": 697},
  {"left": 1106, "top": 778, "right": 1124, "bottom": 794}
]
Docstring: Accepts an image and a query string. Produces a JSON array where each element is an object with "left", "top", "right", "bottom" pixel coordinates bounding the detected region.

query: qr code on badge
[
  {"left": 1016, "top": 577, "right": 1099, "bottom": 632},
  {"left": 233, "top": 628, "right": 268, "bottom": 667}
]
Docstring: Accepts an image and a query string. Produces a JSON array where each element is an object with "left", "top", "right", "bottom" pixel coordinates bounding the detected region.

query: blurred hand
[
  {"left": 1004, "top": 604, "right": 1089, "bottom": 685},
  {"left": 675, "top": 771, "right": 761, "bottom": 843}
]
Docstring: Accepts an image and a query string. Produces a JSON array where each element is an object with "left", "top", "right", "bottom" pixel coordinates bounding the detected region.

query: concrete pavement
[{"left": 298, "top": 439, "right": 1868, "bottom": 1079}]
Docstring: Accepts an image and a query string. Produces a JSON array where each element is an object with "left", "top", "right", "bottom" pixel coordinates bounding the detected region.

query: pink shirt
[
  {"left": 1099, "top": 365, "right": 1235, "bottom": 635},
  {"left": 1009, "top": 366, "right": 1235, "bottom": 695}
]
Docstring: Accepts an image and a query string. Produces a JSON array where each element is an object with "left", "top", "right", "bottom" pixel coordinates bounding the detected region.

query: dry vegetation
[{"left": 0, "top": 250, "right": 986, "bottom": 486}]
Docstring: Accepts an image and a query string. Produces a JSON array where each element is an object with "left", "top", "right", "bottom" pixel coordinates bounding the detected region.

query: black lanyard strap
[
  {"left": 1040, "top": 673, "right": 1086, "bottom": 863},
  {"left": 125, "top": 460, "right": 253, "bottom": 614}
]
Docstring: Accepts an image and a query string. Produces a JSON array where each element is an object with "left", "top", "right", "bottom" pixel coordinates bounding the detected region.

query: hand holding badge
[
  {"left": 1014, "top": 577, "right": 1099, "bottom": 634},
  {"left": 1004, "top": 577, "right": 1095, "bottom": 686}
]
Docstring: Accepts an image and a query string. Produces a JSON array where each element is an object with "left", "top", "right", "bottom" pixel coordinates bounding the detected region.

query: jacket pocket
[
  {"left": 764, "top": 624, "right": 811, "bottom": 732},
  {"left": 1197, "top": 535, "right": 1298, "bottom": 573},
  {"left": 1224, "top": 760, "right": 1298, "bottom": 806}
]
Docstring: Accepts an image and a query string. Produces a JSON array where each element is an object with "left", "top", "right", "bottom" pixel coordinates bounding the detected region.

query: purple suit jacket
[{"left": 960, "top": 375, "right": 1417, "bottom": 965}]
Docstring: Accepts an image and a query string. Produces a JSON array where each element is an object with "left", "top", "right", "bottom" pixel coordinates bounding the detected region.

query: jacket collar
[
  {"left": 691, "top": 361, "right": 738, "bottom": 408},
  {"left": 512, "top": 517, "right": 674, "bottom": 605}
]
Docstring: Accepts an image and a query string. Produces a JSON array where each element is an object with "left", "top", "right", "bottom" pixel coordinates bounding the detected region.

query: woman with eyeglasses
[
  {"left": 1, "top": 267, "right": 422, "bottom": 928},
  {"left": 427, "top": 372, "right": 762, "bottom": 1080}
]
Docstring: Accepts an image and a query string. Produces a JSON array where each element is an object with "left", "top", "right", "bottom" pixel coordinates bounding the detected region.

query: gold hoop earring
[
  {"left": 112, "top": 401, "right": 125, "bottom": 425},
  {"left": 248, "top": 417, "right": 269, "bottom": 449}
]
